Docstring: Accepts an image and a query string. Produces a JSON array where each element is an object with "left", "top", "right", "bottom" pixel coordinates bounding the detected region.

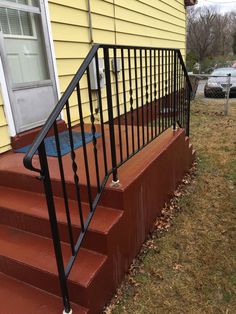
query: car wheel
[{"left": 204, "top": 90, "right": 213, "bottom": 98}]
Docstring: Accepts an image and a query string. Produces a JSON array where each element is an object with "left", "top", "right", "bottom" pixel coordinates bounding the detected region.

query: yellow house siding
[
  {"left": 0, "top": 92, "right": 11, "bottom": 154},
  {"left": 48, "top": 0, "right": 187, "bottom": 126}
]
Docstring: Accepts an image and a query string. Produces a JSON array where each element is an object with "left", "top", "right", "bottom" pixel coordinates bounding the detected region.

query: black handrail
[
  {"left": 23, "top": 44, "right": 100, "bottom": 173},
  {"left": 23, "top": 44, "right": 192, "bottom": 313}
]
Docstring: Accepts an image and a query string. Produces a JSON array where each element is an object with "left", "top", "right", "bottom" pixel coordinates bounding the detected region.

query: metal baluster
[
  {"left": 38, "top": 142, "right": 71, "bottom": 314},
  {"left": 104, "top": 47, "right": 119, "bottom": 183},
  {"left": 161, "top": 50, "right": 164, "bottom": 132},
  {"left": 173, "top": 51, "right": 177, "bottom": 130},
  {"left": 95, "top": 52, "right": 108, "bottom": 175},
  {"left": 145, "top": 49, "right": 149, "bottom": 143},
  {"left": 181, "top": 66, "right": 185, "bottom": 128},
  {"left": 171, "top": 50, "right": 174, "bottom": 126},
  {"left": 121, "top": 49, "right": 129, "bottom": 158},
  {"left": 134, "top": 49, "right": 140, "bottom": 149},
  {"left": 158, "top": 49, "right": 161, "bottom": 134},
  {"left": 128, "top": 49, "right": 135, "bottom": 153},
  {"left": 65, "top": 101, "right": 85, "bottom": 232},
  {"left": 76, "top": 83, "right": 93, "bottom": 211},
  {"left": 114, "top": 48, "right": 123, "bottom": 163},
  {"left": 54, "top": 121, "right": 75, "bottom": 255},
  {"left": 140, "top": 49, "right": 145, "bottom": 146},
  {"left": 87, "top": 69, "right": 101, "bottom": 192},
  {"left": 150, "top": 49, "right": 153, "bottom": 139},
  {"left": 179, "top": 60, "right": 182, "bottom": 127},
  {"left": 168, "top": 50, "right": 171, "bottom": 127},
  {"left": 184, "top": 75, "right": 188, "bottom": 131},
  {"left": 186, "top": 79, "right": 191, "bottom": 136},
  {"left": 165, "top": 49, "right": 168, "bottom": 130},
  {"left": 154, "top": 49, "right": 157, "bottom": 136},
  {"left": 180, "top": 61, "right": 183, "bottom": 127},
  {"left": 176, "top": 58, "right": 180, "bottom": 126}
]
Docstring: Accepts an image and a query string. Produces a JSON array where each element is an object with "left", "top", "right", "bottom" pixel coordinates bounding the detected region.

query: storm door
[{"left": 0, "top": 0, "right": 58, "bottom": 133}]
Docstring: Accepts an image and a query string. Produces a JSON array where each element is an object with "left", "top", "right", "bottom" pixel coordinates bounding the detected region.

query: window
[{"left": 0, "top": 0, "right": 38, "bottom": 37}]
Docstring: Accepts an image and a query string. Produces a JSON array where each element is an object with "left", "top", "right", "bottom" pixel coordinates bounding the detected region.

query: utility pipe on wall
[{"left": 88, "top": 0, "right": 93, "bottom": 44}]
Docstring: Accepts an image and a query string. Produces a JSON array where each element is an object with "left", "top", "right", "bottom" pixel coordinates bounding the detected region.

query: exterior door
[{"left": 0, "top": 0, "right": 58, "bottom": 133}]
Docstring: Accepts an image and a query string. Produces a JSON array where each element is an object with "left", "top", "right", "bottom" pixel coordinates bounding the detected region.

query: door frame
[{"left": 0, "top": 0, "right": 61, "bottom": 137}]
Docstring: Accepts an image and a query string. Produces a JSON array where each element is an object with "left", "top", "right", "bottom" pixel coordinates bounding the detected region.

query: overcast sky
[{"left": 196, "top": 0, "right": 236, "bottom": 13}]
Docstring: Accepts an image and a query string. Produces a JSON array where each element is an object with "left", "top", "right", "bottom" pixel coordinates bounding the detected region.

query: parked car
[{"left": 204, "top": 68, "right": 236, "bottom": 98}]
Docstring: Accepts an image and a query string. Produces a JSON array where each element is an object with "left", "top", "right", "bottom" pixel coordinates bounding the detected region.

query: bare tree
[
  {"left": 187, "top": 7, "right": 236, "bottom": 71},
  {"left": 187, "top": 7, "right": 218, "bottom": 70},
  {"left": 213, "top": 12, "right": 236, "bottom": 56}
]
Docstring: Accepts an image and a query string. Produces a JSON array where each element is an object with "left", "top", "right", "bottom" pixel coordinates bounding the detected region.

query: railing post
[
  {"left": 186, "top": 83, "right": 191, "bottom": 137},
  {"left": 224, "top": 73, "right": 231, "bottom": 116},
  {"left": 38, "top": 142, "right": 71, "bottom": 314},
  {"left": 173, "top": 50, "right": 177, "bottom": 131},
  {"left": 103, "top": 47, "right": 119, "bottom": 184}
]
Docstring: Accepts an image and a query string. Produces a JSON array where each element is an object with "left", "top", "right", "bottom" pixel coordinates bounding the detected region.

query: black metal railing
[{"left": 23, "top": 44, "right": 192, "bottom": 313}]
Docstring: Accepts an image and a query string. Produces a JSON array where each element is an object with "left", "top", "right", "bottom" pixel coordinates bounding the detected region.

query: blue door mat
[{"left": 16, "top": 130, "right": 101, "bottom": 157}]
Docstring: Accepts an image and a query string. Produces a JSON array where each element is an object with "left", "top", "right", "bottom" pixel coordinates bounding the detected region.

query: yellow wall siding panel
[
  {"left": 139, "top": 0, "right": 185, "bottom": 15},
  {"left": 49, "top": 3, "right": 88, "bottom": 27},
  {"left": 51, "top": 24, "right": 90, "bottom": 43},
  {"left": 115, "top": 6, "right": 185, "bottom": 33},
  {"left": 93, "top": 29, "right": 115, "bottom": 44},
  {"left": 116, "top": 33, "right": 186, "bottom": 48},
  {"left": 56, "top": 59, "right": 84, "bottom": 77},
  {"left": 116, "top": 20, "right": 185, "bottom": 42},
  {"left": 49, "top": 0, "right": 87, "bottom": 11},
  {"left": 48, "top": 0, "right": 187, "bottom": 127},
  {"left": 0, "top": 106, "right": 6, "bottom": 127},
  {"left": 0, "top": 92, "right": 11, "bottom": 153},
  {"left": 114, "top": 0, "right": 186, "bottom": 27},
  {"left": 92, "top": 14, "right": 115, "bottom": 31},
  {"left": 91, "top": 0, "right": 114, "bottom": 18},
  {"left": 54, "top": 42, "right": 91, "bottom": 59}
]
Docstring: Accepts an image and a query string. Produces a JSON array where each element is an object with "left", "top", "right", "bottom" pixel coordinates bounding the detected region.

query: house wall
[
  {"left": 48, "top": 0, "right": 187, "bottom": 125},
  {"left": 0, "top": 91, "right": 11, "bottom": 154},
  {"left": 0, "top": 0, "right": 187, "bottom": 152}
]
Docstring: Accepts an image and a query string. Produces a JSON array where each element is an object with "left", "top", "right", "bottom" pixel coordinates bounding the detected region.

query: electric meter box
[{"left": 89, "top": 58, "right": 105, "bottom": 90}]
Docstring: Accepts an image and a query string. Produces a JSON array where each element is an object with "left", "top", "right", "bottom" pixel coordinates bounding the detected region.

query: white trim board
[
  {"left": 44, "top": 0, "right": 63, "bottom": 119},
  {"left": 0, "top": 57, "right": 16, "bottom": 137},
  {"left": 44, "top": 0, "right": 61, "bottom": 100}
]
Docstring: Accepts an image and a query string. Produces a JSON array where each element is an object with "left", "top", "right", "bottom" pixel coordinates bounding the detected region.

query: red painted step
[
  {"left": 0, "top": 186, "right": 123, "bottom": 254},
  {"left": 0, "top": 225, "right": 114, "bottom": 312},
  {"left": 0, "top": 272, "right": 88, "bottom": 314}
]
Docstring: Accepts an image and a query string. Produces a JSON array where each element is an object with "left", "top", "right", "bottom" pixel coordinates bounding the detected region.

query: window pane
[
  {"left": 0, "top": 8, "right": 10, "bottom": 34},
  {"left": 0, "top": 6, "right": 34, "bottom": 36},
  {"left": 7, "top": 8, "right": 21, "bottom": 35},
  {"left": 2, "top": 1, "right": 39, "bottom": 7},
  {"left": 4, "top": 12, "right": 50, "bottom": 84},
  {"left": 20, "top": 11, "right": 33, "bottom": 36}
]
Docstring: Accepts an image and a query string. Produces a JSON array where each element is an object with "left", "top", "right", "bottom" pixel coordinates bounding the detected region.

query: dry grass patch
[{"left": 105, "top": 97, "right": 236, "bottom": 314}]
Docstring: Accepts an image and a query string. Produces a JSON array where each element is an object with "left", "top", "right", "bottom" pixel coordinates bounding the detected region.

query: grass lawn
[{"left": 106, "top": 97, "right": 236, "bottom": 314}]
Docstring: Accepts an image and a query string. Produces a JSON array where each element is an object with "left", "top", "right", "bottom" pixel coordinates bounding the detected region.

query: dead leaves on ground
[{"left": 103, "top": 164, "right": 197, "bottom": 313}]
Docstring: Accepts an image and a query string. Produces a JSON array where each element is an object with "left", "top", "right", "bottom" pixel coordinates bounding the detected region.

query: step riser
[
  {"left": 0, "top": 171, "right": 123, "bottom": 209},
  {"left": 0, "top": 255, "right": 114, "bottom": 313},
  {"left": 0, "top": 207, "right": 109, "bottom": 255}
]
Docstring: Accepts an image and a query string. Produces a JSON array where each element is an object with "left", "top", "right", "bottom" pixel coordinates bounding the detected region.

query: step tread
[
  {"left": 0, "top": 272, "right": 88, "bottom": 314},
  {"left": 0, "top": 224, "right": 107, "bottom": 288},
  {"left": 0, "top": 186, "right": 123, "bottom": 234}
]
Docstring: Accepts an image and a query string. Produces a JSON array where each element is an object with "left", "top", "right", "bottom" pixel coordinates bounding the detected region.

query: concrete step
[
  {"left": 0, "top": 186, "right": 123, "bottom": 254},
  {"left": 0, "top": 272, "right": 88, "bottom": 314},
  {"left": 0, "top": 225, "right": 114, "bottom": 312}
]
